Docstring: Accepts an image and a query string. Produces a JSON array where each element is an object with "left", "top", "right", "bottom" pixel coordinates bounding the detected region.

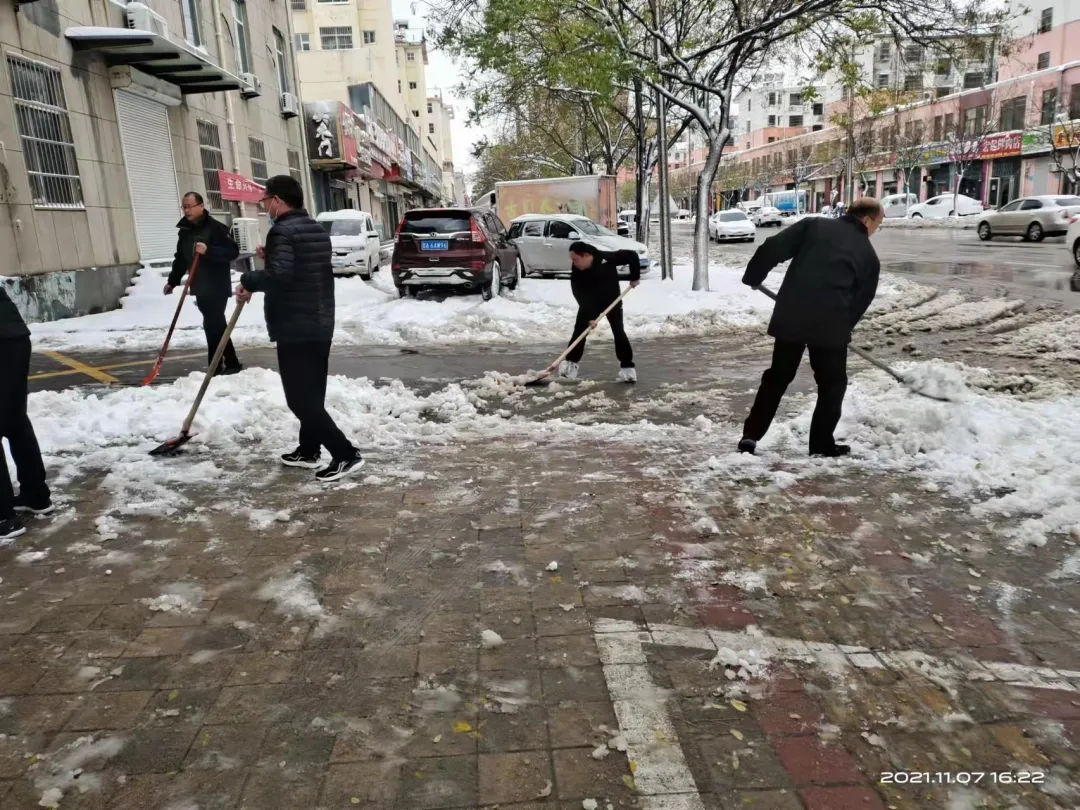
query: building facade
[{"left": 2, "top": 0, "right": 307, "bottom": 320}]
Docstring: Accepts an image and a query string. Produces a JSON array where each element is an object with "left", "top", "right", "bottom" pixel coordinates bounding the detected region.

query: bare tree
[
  {"left": 780, "top": 143, "right": 816, "bottom": 213},
  {"left": 941, "top": 89, "right": 1000, "bottom": 214},
  {"left": 893, "top": 113, "right": 928, "bottom": 201},
  {"left": 1030, "top": 82, "right": 1080, "bottom": 191}
]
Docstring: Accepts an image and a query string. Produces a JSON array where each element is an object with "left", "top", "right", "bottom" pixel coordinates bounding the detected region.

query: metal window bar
[
  {"left": 320, "top": 26, "right": 352, "bottom": 50},
  {"left": 197, "top": 120, "right": 226, "bottom": 211},
  {"left": 249, "top": 137, "right": 268, "bottom": 185},
  {"left": 290, "top": 0, "right": 305, "bottom": 8},
  {"left": 287, "top": 149, "right": 303, "bottom": 183},
  {"left": 7, "top": 55, "right": 84, "bottom": 209}
]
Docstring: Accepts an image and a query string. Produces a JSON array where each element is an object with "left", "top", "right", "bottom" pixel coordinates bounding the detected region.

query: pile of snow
[
  {"left": 28, "top": 260, "right": 927, "bottom": 352},
  {"left": 880, "top": 216, "right": 977, "bottom": 230}
]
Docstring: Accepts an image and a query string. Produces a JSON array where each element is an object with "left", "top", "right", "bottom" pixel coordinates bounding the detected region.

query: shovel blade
[{"left": 149, "top": 432, "right": 192, "bottom": 457}]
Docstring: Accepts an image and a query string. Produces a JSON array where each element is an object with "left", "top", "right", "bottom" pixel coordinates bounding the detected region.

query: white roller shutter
[{"left": 115, "top": 90, "right": 181, "bottom": 262}]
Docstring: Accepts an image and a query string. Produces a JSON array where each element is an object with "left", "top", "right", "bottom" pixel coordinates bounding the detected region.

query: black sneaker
[
  {"left": 811, "top": 444, "right": 851, "bottom": 458},
  {"left": 13, "top": 494, "right": 55, "bottom": 516},
  {"left": 280, "top": 449, "right": 322, "bottom": 469},
  {"left": 315, "top": 455, "right": 366, "bottom": 483},
  {"left": 0, "top": 517, "right": 26, "bottom": 542},
  {"left": 737, "top": 438, "right": 757, "bottom": 455},
  {"left": 219, "top": 364, "right": 243, "bottom": 376}
]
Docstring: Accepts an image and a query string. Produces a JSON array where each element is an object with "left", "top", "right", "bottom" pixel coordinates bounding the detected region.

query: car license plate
[
  {"left": 332, "top": 257, "right": 347, "bottom": 267},
  {"left": 421, "top": 240, "right": 449, "bottom": 251}
]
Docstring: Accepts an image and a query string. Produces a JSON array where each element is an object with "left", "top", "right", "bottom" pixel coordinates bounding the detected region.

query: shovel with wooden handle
[
  {"left": 143, "top": 254, "right": 200, "bottom": 386},
  {"left": 149, "top": 299, "right": 246, "bottom": 456}
]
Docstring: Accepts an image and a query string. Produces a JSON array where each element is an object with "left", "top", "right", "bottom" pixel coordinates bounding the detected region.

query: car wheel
[
  {"left": 911, "top": 213, "right": 923, "bottom": 219},
  {"left": 507, "top": 257, "right": 522, "bottom": 290},
  {"left": 1026, "top": 222, "right": 1044, "bottom": 242},
  {"left": 977, "top": 222, "right": 992, "bottom": 241},
  {"left": 1074, "top": 238, "right": 1080, "bottom": 269},
  {"left": 482, "top": 261, "right": 502, "bottom": 301}
]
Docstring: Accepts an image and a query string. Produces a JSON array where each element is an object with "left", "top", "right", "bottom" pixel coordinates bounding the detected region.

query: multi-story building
[
  {"left": 2, "top": 0, "right": 307, "bottom": 320},
  {"left": 999, "top": 0, "right": 1080, "bottom": 80},
  {"left": 734, "top": 74, "right": 827, "bottom": 151},
  {"left": 291, "top": 0, "right": 446, "bottom": 237},
  {"left": 427, "top": 92, "right": 458, "bottom": 203}
]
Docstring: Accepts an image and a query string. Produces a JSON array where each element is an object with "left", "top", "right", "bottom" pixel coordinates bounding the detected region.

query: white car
[
  {"left": 508, "top": 213, "right": 650, "bottom": 279},
  {"left": 751, "top": 206, "right": 782, "bottom": 227},
  {"left": 881, "top": 192, "right": 919, "bottom": 218},
  {"left": 709, "top": 210, "right": 756, "bottom": 242},
  {"left": 906, "top": 193, "right": 984, "bottom": 219},
  {"left": 316, "top": 209, "right": 382, "bottom": 279},
  {"left": 1068, "top": 213, "right": 1080, "bottom": 270}
]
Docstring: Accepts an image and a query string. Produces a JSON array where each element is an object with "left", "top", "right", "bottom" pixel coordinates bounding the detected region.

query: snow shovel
[
  {"left": 523, "top": 285, "right": 634, "bottom": 387},
  {"left": 753, "top": 285, "right": 951, "bottom": 403},
  {"left": 143, "top": 255, "right": 201, "bottom": 386},
  {"left": 150, "top": 299, "right": 245, "bottom": 457}
]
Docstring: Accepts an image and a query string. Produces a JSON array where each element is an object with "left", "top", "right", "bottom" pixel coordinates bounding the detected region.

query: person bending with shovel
[
  {"left": 558, "top": 242, "right": 642, "bottom": 382},
  {"left": 738, "top": 197, "right": 884, "bottom": 458}
]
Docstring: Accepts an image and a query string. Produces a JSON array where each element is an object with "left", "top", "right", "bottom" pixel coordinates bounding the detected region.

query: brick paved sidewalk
[{"left": 1, "top": 434, "right": 1078, "bottom": 809}]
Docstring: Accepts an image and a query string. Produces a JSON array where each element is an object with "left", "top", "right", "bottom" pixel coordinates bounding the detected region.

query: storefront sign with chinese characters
[
  {"left": 980, "top": 131, "right": 1022, "bottom": 159},
  {"left": 218, "top": 170, "right": 264, "bottom": 203}
]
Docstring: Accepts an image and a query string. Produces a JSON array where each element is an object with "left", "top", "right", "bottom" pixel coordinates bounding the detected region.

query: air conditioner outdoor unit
[
  {"left": 126, "top": 2, "right": 169, "bottom": 38},
  {"left": 232, "top": 218, "right": 261, "bottom": 256},
  {"left": 280, "top": 92, "right": 300, "bottom": 118},
  {"left": 240, "top": 73, "right": 262, "bottom": 98}
]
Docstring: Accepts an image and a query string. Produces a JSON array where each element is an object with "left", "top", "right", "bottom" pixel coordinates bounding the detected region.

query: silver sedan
[{"left": 977, "top": 195, "right": 1080, "bottom": 242}]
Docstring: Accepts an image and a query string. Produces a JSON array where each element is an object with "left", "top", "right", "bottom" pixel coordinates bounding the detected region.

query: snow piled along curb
[{"left": 28, "top": 261, "right": 922, "bottom": 352}]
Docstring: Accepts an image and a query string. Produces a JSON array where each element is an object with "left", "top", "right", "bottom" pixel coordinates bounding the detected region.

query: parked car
[
  {"left": 508, "top": 213, "right": 650, "bottom": 279},
  {"left": 977, "top": 195, "right": 1080, "bottom": 243},
  {"left": 750, "top": 206, "right": 782, "bottom": 227},
  {"left": 907, "top": 193, "right": 984, "bottom": 219},
  {"left": 881, "top": 192, "right": 918, "bottom": 218},
  {"left": 391, "top": 208, "right": 521, "bottom": 300},
  {"left": 316, "top": 209, "right": 381, "bottom": 279},
  {"left": 708, "top": 210, "right": 756, "bottom": 242},
  {"left": 1069, "top": 213, "right": 1080, "bottom": 268}
]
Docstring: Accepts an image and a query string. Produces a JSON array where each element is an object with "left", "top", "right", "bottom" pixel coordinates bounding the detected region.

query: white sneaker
[
  {"left": 616, "top": 367, "right": 637, "bottom": 383},
  {"left": 557, "top": 361, "right": 579, "bottom": 380}
]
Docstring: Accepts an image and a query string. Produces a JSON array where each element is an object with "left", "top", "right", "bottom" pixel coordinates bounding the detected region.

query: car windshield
[
  {"left": 322, "top": 219, "right": 365, "bottom": 236},
  {"left": 719, "top": 212, "right": 748, "bottom": 222},
  {"left": 400, "top": 211, "right": 472, "bottom": 234},
  {"left": 569, "top": 219, "right": 613, "bottom": 236},
  {"left": 1054, "top": 197, "right": 1080, "bottom": 207}
]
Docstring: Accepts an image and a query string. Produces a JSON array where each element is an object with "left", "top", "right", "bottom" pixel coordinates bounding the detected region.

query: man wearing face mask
[
  {"left": 737, "top": 197, "right": 884, "bottom": 458},
  {"left": 234, "top": 175, "right": 364, "bottom": 483}
]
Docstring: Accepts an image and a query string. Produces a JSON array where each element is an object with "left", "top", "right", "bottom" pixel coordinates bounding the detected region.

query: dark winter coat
[
  {"left": 570, "top": 248, "right": 641, "bottom": 317},
  {"left": 168, "top": 213, "right": 240, "bottom": 299},
  {"left": 239, "top": 209, "right": 335, "bottom": 344},
  {"left": 0, "top": 286, "right": 30, "bottom": 341},
  {"left": 742, "top": 215, "right": 880, "bottom": 349}
]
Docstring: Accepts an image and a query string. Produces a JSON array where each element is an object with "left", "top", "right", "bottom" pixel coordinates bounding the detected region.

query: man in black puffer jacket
[
  {"left": 165, "top": 192, "right": 242, "bottom": 375},
  {"left": 236, "top": 176, "right": 363, "bottom": 483},
  {"left": 0, "top": 286, "right": 52, "bottom": 541},
  {"left": 559, "top": 241, "right": 642, "bottom": 382},
  {"left": 738, "top": 197, "right": 884, "bottom": 458}
]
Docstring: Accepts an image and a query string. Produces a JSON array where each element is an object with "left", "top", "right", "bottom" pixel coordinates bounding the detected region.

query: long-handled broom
[
  {"left": 143, "top": 255, "right": 200, "bottom": 386},
  {"left": 523, "top": 285, "right": 635, "bottom": 387},
  {"left": 754, "top": 285, "right": 951, "bottom": 403},
  {"left": 150, "top": 299, "right": 246, "bottom": 457}
]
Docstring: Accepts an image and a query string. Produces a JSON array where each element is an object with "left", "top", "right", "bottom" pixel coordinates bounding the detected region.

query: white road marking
[{"left": 594, "top": 619, "right": 1080, "bottom": 808}]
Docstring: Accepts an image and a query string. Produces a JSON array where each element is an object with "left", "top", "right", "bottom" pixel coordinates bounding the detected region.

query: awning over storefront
[{"left": 65, "top": 27, "right": 243, "bottom": 94}]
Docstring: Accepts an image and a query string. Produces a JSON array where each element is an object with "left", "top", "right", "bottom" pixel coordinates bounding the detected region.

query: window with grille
[
  {"left": 789, "top": 115, "right": 804, "bottom": 127},
  {"left": 409, "top": 81, "right": 417, "bottom": 89},
  {"left": 290, "top": 0, "right": 305, "bottom": 8},
  {"left": 295, "top": 33, "right": 310, "bottom": 51},
  {"left": 904, "top": 45, "right": 923, "bottom": 63},
  {"left": 879, "top": 42, "right": 892, "bottom": 60},
  {"left": 320, "top": 26, "right": 352, "bottom": 50},
  {"left": 7, "top": 55, "right": 83, "bottom": 209},
  {"left": 904, "top": 74, "right": 923, "bottom": 91},
  {"left": 877, "top": 73, "right": 890, "bottom": 88},
  {"left": 198, "top": 120, "right": 226, "bottom": 211},
  {"left": 812, "top": 102, "right": 823, "bottom": 115},
  {"left": 288, "top": 149, "right": 303, "bottom": 183},
  {"left": 233, "top": 0, "right": 251, "bottom": 73},
  {"left": 936, "top": 87, "right": 952, "bottom": 99},
  {"left": 428, "top": 123, "right": 435, "bottom": 134},
  {"left": 963, "top": 72, "right": 983, "bottom": 89},
  {"left": 1039, "top": 8, "right": 1052, "bottom": 33},
  {"left": 1037, "top": 52, "right": 1050, "bottom": 70},
  {"left": 427, "top": 102, "right": 433, "bottom": 114},
  {"left": 363, "top": 30, "right": 375, "bottom": 44},
  {"left": 249, "top": 138, "right": 268, "bottom": 185},
  {"left": 767, "top": 114, "right": 776, "bottom": 126},
  {"left": 1042, "top": 89, "right": 1058, "bottom": 125}
]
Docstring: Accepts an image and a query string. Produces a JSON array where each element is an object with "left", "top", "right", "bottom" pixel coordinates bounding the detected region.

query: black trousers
[
  {"left": 743, "top": 339, "right": 848, "bottom": 453},
  {"left": 195, "top": 296, "right": 240, "bottom": 371},
  {"left": 276, "top": 341, "right": 357, "bottom": 461},
  {"left": 566, "top": 304, "right": 634, "bottom": 368},
  {"left": 0, "top": 336, "right": 50, "bottom": 518}
]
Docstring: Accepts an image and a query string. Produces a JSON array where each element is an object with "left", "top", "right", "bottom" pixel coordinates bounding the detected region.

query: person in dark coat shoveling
[
  {"left": 738, "top": 197, "right": 884, "bottom": 458},
  {"left": 165, "top": 192, "right": 243, "bottom": 375},
  {"left": 558, "top": 241, "right": 642, "bottom": 382}
]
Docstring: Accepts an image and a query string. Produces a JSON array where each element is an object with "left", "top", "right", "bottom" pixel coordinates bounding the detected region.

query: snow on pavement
[{"left": 28, "top": 260, "right": 923, "bottom": 352}]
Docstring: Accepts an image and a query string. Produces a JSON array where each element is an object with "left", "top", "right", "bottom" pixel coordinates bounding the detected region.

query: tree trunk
[
  {"left": 692, "top": 130, "right": 725, "bottom": 292},
  {"left": 634, "top": 79, "right": 648, "bottom": 244}
]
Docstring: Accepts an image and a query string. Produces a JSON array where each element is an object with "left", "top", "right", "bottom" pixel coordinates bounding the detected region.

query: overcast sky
[{"left": 391, "top": 0, "right": 482, "bottom": 176}]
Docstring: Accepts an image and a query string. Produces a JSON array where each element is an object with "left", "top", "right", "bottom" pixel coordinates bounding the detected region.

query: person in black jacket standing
[
  {"left": 235, "top": 176, "right": 363, "bottom": 483},
  {"left": 738, "top": 198, "right": 884, "bottom": 458},
  {"left": 0, "top": 286, "right": 53, "bottom": 541},
  {"left": 559, "top": 242, "right": 642, "bottom": 382},
  {"left": 165, "top": 192, "right": 243, "bottom": 375}
]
